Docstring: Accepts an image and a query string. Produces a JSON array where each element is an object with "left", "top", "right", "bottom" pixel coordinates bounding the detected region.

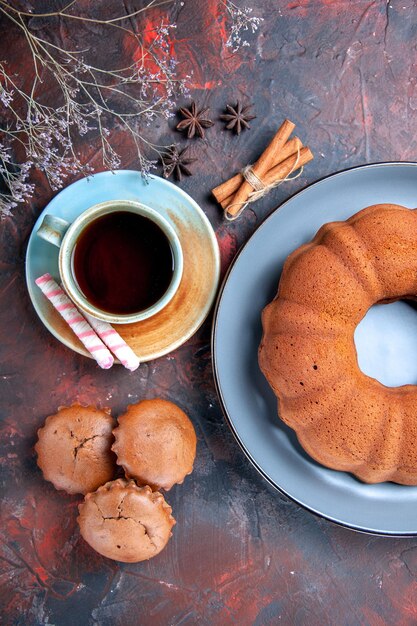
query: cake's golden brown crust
[
  {"left": 35, "top": 405, "right": 116, "bottom": 494},
  {"left": 259, "top": 204, "right": 417, "bottom": 485},
  {"left": 112, "top": 399, "right": 197, "bottom": 490},
  {"left": 77, "top": 479, "right": 175, "bottom": 562}
]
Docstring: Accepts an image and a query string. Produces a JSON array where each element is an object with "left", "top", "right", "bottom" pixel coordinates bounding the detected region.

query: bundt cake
[{"left": 259, "top": 203, "right": 417, "bottom": 485}]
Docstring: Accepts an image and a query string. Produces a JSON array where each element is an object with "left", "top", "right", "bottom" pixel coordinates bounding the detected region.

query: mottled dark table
[{"left": 2, "top": 1, "right": 417, "bottom": 624}]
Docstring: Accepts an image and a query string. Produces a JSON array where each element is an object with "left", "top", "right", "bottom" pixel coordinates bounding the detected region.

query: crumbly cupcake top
[
  {"left": 112, "top": 399, "right": 197, "bottom": 491},
  {"left": 77, "top": 478, "right": 175, "bottom": 562},
  {"left": 35, "top": 405, "right": 116, "bottom": 495}
]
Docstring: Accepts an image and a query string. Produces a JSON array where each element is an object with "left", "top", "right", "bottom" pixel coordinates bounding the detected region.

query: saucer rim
[{"left": 26, "top": 170, "right": 220, "bottom": 362}]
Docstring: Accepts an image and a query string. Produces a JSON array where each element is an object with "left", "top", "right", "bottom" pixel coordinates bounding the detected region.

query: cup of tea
[{"left": 36, "top": 200, "right": 183, "bottom": 324}]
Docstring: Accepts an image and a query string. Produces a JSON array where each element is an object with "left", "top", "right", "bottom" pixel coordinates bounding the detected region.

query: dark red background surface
[{"left": 2, "top": 1, "right": 417, "bottom": 624}]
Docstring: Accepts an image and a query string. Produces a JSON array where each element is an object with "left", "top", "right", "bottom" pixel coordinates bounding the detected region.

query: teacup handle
[{"left": 37, "top": 215, "right": 71, "bottom": 248}]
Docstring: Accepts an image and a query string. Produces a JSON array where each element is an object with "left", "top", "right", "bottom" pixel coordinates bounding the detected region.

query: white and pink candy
[
  {"left": 83, "top": 313, "right": 140, "bottom": 372},
  {"left": 35, "top": 273, "right": 114, "bottom": 369},
  {"left": 35, "top": 273, "right": 141, "bottom": 371}
]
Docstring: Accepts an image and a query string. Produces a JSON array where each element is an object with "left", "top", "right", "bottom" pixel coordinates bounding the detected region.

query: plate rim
[
  {"left": 212, "top": 160, "right": 417, "bottom": 537},
  {"left": 26, "top": 169, "right": 220, "bottom": 362}
]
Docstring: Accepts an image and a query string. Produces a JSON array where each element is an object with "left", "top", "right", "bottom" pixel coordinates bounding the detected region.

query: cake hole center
[{"left": 354, "top": 300, "right": 417, "bottom": 387}]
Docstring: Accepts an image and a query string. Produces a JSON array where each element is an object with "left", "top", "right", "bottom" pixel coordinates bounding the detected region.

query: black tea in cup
[{"left": 72, "top": 211, "right": 174, "bottom": 315}]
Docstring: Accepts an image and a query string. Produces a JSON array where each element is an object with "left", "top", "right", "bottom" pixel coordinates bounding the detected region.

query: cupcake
[
  {"left": 112, "top": 399, "right": 197, "bottom": 491},
  {"left": 77, "top": 478, "right": 175, "bottom": 562},
  {"left": 35, "top": 405, "right": 116, "bottom": 495}
]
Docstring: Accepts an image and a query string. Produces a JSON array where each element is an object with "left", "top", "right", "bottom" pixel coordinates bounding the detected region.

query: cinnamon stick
[
  {"left": 212, "top": 136, "right": 302, "bottom": 204},
  {"left": 223, "top": 146, "right": 313, "bottom": 211},
  {"left": 226, "top": 119, "right": 295, "bottom": 217}
]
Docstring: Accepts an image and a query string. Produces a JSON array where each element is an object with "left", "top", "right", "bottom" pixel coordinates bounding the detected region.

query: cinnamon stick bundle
[
  {"left": 212, "top": 136, "right": 302, "bottom": 204},
  {"left": 211, "top": 119, "right": 314, "bottom": 218},
  {"left": 229, "top": 119, "right": 295, "bottom": 217},
  {"left": 220, "top": 147, "right": 313, "bottom": 210}
]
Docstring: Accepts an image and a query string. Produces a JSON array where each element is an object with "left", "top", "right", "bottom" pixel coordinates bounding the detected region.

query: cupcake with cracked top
[
  {"left": 35, "top": 405, "right": 116, "bottom": 495},
  {"left": 112, "top": 399, "right": 197, "bottom": 491},
  {"left": 77, "top": 478, "right": 175, "bottom": 562}
]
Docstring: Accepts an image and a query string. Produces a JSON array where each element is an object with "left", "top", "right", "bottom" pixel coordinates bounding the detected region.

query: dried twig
[
  {"left": 221, "top": 0, "right": 263, "bottom": 52},
  {"left": 0, "top": 0, "right": 188, "bottom": 216},
  {"left": 0, "top": 0, "right": 262, "bottom": 217}
]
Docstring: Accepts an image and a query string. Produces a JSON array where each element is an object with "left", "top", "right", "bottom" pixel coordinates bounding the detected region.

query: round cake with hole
[{"left": 259, "top": 203, "right": 417, "bottom": 485}]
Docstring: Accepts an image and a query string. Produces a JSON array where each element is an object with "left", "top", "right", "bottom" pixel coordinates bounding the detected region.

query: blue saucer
[{"left": 26, "top": 171, "right": 220, "bottom": 362}]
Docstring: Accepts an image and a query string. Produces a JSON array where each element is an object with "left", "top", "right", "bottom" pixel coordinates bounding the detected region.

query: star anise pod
[
  {"left": 220, "top": 102, "right": 256, "bottom": 135},
  {"left": 176, "top": 101, "right": 214, "bottom": 139},
  {"left": 161, "top": 145, "right": 197, "bottom": 181}
]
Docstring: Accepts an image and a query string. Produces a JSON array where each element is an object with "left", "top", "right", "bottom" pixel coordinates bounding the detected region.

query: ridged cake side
[{"left": 259, "top": 204, "right": 417, "bottom": 484}]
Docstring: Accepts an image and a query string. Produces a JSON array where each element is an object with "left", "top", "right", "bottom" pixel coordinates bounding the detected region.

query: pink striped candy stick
[
  {"left": 35, "top": 273, "right": 114, "bottom": 369},
  {"left": 84, "top": 313, "right": 140, "bottom": 372}
]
